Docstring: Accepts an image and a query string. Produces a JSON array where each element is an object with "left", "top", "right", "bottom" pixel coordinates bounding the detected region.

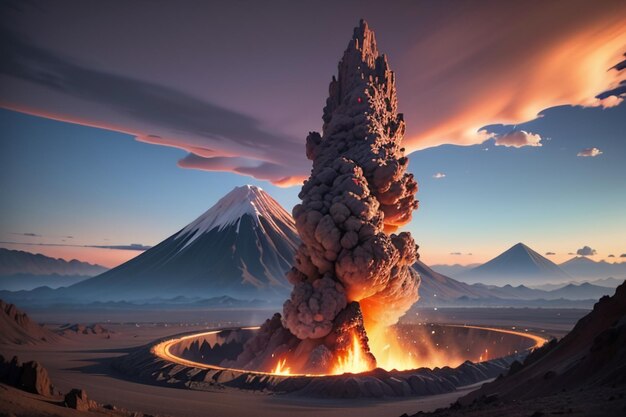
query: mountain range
[
  {"left": 0, "top": 248, "right": 107, "bottom": 291},
  {"left": 0, "top": 186, "right": 620, "bottom": 307},
  {"left": 559, "top": 256, "right": 626, "bottom": 280},
  {"left": 458, "top": 243, "right": 572, "bottom": 286},
  {"left": 434, "top": 253, "right": 626, "bottom": 284}
]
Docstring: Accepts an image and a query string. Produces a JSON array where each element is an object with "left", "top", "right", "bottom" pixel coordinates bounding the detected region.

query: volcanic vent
[{"left": 230, "top": 20, "right": 420, "bottom": 375}]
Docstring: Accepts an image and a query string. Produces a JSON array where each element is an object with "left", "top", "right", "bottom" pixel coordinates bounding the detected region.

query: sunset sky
[{"left": 1, "top": 0, "right": 625, "bottom": 267}]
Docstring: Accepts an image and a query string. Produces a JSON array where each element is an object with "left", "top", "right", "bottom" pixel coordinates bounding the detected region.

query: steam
[{"left": 283, "top": 20, "right": 420, "bottom": 346}]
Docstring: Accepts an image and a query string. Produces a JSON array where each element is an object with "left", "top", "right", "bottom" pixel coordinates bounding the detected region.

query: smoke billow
[
  {"left": 231, "top": 20, "right": 420, "bottom": 374},
  {"left": 283, "top": 20, "right": 420, "bottom": 356}
]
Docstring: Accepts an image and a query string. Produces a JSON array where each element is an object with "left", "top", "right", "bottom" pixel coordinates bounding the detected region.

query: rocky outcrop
[
  {"left": 0, "top": 355, "right": 55, "bottom": 396},
  {"left": 0, "top": 300, "right": 61, "bottom": 345},
  {"left": 459, "top": 282, "right": 626, "bottom": 405},
  {"left": 58, "top": 323, "right": 112, "bottom": 336},
  {"left": 404, "top": 283, "right": 626, "bottom": 417},
  {"left": 64, "top": 388, "right": 96, "bottom": 411}
]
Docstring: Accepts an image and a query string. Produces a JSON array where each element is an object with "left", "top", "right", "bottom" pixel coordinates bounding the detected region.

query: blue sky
[
  {"left": 1, "top": 103, "right": 624, "bottom": 267},
  {"left": 1, "top": 1, "right": 625, "bottom": 267}
]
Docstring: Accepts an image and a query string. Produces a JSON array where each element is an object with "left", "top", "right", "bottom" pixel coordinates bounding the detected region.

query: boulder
[{"left": 64, "top": 388, "right": 96, "bottom": 411}]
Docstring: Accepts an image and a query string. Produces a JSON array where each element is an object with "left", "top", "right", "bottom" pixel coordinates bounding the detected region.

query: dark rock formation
[
  {"left": 0, "top": 355, "right": 55, "bottom": 397},
  {"left": 460, "top": 281, "right": 626, "bottom": 404},
  {"left": 0, "top": 299, "right": 61, "bottom": 345},
  {"left": 404, "top": 283, "right": 626, "bottom": 417},
  {"left": 64, "top": 388, "right": 96, "bottom": 411},
  {"left": 58, "top": 323, "right": 112, "bottom": 335}
]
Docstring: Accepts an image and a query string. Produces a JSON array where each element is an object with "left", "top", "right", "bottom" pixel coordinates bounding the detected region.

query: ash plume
[
  {"left": 230, "top": 20, "right": 421, "bottom": 374},
  {"left": 283, "top": 20, "right": 420, "bottom": 353}
]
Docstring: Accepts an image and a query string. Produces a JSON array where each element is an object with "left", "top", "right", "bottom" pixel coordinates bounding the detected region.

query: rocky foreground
[
  {"left": 403, "top": 282, "right": 626, "bottom": 417},
  {"left": 0, "top": 355, "right": 160, "bottom": 417}
]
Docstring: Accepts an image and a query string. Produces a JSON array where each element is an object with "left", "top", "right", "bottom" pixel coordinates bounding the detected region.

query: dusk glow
[{"left": 1, "top": 4, "right": 625, "bottom": 417}]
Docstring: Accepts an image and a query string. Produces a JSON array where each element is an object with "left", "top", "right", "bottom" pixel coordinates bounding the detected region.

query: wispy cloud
[
  {"left": 432, "top": 172, "right": 446, "bottom": 179},
  {"left": 0, "top": 241, "right": 151, "bottom": 251},
  {"left": 577, "top": 147, "right": 603, "bottom": 157},
  {"left": 545, "top": 252, "right": 556, "bottom": 256},
  {"left": 0, "top": 1, "right": 624, "bottom": 184},
  {"left": 91, "top": 244, "right": 152, "bottom": 251},
  {"left": 11, "top": 232, "right": 41, "bottom": 237}
]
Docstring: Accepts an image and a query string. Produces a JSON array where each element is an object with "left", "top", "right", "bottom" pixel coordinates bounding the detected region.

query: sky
[{"left": 1, "top": 0, "right": 625, "bottom": 267}]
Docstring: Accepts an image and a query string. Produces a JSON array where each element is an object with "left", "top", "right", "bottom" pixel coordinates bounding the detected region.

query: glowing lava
[
  {"left": 332, "top": 332, "right": 375, "bottom": 375},
  {"left": 367, "top": 325, "right": 419, "bottom": 371},
  {"left": 272, "top": 358, "right": 291, "bottom": 375}
]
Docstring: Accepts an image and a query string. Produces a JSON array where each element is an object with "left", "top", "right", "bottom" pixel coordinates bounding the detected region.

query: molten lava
[
  {"left": 331, "top": 332, "right": 375, "bottom": 375},
  {"left": 272, "top": 358, "right": 291, "bottom": 375}
]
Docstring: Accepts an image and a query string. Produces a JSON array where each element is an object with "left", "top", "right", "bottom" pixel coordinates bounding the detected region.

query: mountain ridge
[{"left": 0, "top": 248, "right": 107, "bottom": 277}]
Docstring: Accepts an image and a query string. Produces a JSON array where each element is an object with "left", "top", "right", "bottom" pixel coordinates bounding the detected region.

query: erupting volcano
[{"left": 230, "top": 20, "right": 421, "bottom": 375}]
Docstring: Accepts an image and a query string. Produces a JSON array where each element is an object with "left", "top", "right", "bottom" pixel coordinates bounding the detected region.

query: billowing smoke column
[
  {"left": 228, "top": 20, "right": 420, "bottom": 374},
  {"left": 282, "top": 20, "right": 420, "bottom": 362}
]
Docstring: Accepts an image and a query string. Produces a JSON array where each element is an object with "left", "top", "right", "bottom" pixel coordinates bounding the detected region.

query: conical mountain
[
  {"left": 460, "top": 243, "right": 571, "bottom": 285},
  {"left": 64, "top": 185, "right": 300, "bottom": 301}
]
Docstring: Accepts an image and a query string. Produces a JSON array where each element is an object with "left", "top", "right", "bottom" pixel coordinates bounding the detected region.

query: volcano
[
  {"left": 460, "top": 243, "right": 571, "bottom": 286},
  {"left": 63, "top": 185, "right": 299, "bottom": 301}
]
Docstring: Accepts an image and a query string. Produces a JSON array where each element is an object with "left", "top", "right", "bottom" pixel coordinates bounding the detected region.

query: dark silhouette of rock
[
  {"left": 0, "top": 355, "right": 54, "bottom": 397},
  {"left": 404, "top": 283, "right": 626, "bottom": 416},
  {"left": 18, "top": 361, "right": 54, "bottom": 397},
  {"left": 64, "top": 388, "right": 96, "bottom": 411},
  {"left": 460, "top": 281, "right": 626, "bottom": 404}
]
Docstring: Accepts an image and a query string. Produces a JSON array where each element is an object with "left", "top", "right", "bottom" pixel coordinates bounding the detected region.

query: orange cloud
[
  {"left": 400, "top": 1, "right": 626, "bottom": 151},
  {"left": 0, "top": 1, "right": 624, "bottom": 185}
]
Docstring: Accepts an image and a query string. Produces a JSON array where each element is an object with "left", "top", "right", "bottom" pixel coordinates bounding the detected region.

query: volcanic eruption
[{"left": 231, "top": 19, "right": 420, "bottom": 375}]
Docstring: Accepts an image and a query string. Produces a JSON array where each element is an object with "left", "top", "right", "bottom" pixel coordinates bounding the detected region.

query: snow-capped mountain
[
  {"left": 64, "top": 185, "right": 300, "bottom": 301},
  {"left": 459, "top": 243, "right": 571, "bottom": 286}
]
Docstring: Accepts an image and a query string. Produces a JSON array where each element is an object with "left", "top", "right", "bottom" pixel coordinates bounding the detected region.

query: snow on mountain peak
[{"left": 175, "top": 185, "right": 295, "bottom": 246}]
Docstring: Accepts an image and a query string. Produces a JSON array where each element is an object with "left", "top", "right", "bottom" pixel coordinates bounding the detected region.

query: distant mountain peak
[
  {"left": 561, "top": 256, "right": 597, "bottom": 265},
  {"left": 461, "top": 242, "right": 571, "bottom": 285},
  {"left": 175, "top": 185, "right": 293, "bottom": 247}
]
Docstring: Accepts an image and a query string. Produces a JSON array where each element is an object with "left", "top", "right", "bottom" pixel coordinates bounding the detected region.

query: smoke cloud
[{"left": 282, "top": 21, "right": 420, "bottom": 347}]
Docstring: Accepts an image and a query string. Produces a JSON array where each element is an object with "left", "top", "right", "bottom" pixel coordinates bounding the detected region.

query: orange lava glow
[
  {"left": 331, "top": 332, "right": 375, "bottom": 375},
  {"left": 152, "top": 324, "right": 549, "bottom": 377},
  {"left": 367, "top": 325, "right": 420, "bottom": 371},
  {"left": 271, "top": 358, "right": 291, "bottom": 375}
]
